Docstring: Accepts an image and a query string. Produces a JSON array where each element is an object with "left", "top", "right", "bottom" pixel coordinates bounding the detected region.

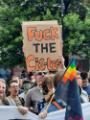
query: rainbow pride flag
[{"left": 63, "top": 59, "right": 77, "bottom": 84}]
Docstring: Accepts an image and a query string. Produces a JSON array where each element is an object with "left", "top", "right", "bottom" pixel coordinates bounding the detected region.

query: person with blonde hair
[{"left": 0, "top": 78, "right": 9, "bottom": 105}]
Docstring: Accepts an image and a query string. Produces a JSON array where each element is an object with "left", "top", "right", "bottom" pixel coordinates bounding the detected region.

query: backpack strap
[{"left": 19, "top": 97, "right": 25, "bottom": 106}]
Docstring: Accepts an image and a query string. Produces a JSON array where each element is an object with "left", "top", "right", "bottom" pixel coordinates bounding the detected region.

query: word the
[{"left": 33, "top": 43, "right": 56, "bottom": 53}]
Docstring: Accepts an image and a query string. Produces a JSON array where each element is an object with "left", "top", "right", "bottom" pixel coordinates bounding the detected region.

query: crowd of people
[{"left": 0, "top": 68, "right": 90, "bottom": 118}]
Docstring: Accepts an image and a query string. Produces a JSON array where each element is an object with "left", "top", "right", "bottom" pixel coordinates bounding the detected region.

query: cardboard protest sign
[{"left": 22, "top": 21, "right": 63, "bottom": 72}]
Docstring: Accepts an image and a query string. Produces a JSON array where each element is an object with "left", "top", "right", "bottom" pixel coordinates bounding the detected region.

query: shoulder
[
  {"left": 28, "top": 86, "right": 38, "bottom": 94},
  {"left": 26, "top": 87, "right": 36, "bottom": 97}
]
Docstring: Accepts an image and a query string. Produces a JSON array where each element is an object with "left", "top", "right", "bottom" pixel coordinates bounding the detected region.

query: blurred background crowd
[{"left": 0, "top": 67, "right": 90, "bottom": 115}]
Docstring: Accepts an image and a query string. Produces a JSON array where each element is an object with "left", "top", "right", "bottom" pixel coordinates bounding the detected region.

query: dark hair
[
  {"left": 9, "top": 80, "right": 18, "bottom": 86},
  {"left": 21, "top": 70, "right": 27, "bottom": 79},
  {"left": 28, "top": 72, "right": 34, "bottom": 80},
  {"left": 35, "top": 72, "right": 44, "bottom": 76},
  {"left": 7, "top": 80, "right": 19, "bottom": 96},
  {"left": 23, "top": 80, "right": 30, "bottom": 84},
  {"left": 80, "top": 71, "right": 88, "bottom": 80}
]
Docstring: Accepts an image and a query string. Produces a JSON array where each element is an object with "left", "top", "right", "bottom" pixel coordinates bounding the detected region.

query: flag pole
[
  {"left": 45, "top": 94, "right": 55, "bottom": 111},
  {"left": 39, "top": 94, "right": 55, "bottom": 120}
]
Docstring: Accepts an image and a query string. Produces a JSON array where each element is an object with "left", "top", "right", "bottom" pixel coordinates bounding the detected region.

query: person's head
[
  {"left": 80, "top": 71, "right": 88, "bottom": 87},
  {"left": 28, "top": 72, "right": 36, "bottom": 83},
  {"left": 11, "top": 75, "right": 23, "bottom": 88},
  {"left": 28, "top": 72, "right": 34, "bottom": 80},
  {"left": 23, "top": 80, "right": 32, "bottom": 92},
  {"left": 76, "top": 71, "right": 82, "bottom": 87},
  {"left": 8, "top": 80, "right": 19, "bottom": 97},
  {"left": 11, "top": 76, "right": 19, "bottom": 84},
  {"left": 34, "top": 72, "right": 44, "bottom": 87},
  {"left": 0, "top": 79, "right": 6, "bottom": 99},
  {"left": 21, "top": 70, "right": 27, "bottom": 79}
]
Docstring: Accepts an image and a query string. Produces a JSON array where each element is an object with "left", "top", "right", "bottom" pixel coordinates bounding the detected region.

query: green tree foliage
[
  {"left": 63, "top": 13, "right": 90, "bottom": 57},
  {"left": 0, "top": 0, "right": 90, "bottom": 68}
]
